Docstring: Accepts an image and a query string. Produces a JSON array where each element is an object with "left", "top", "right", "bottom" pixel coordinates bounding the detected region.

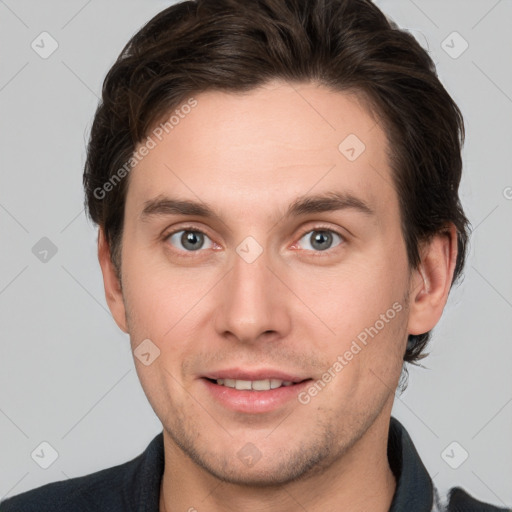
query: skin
[{"left": 98, "top": 80, "right": 457, "bottom": 512}]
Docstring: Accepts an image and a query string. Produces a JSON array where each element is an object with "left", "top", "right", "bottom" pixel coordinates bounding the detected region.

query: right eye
[{"left": 165, "top": 229, "right": 215, "bottom": 253}]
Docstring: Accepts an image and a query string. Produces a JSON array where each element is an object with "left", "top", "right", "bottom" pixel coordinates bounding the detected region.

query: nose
[{"left": 213, "top": 243, "right": 292, "bottom": 345}]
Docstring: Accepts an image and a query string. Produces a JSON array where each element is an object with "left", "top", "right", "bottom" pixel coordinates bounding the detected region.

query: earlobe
[
  {"left": 97, "top": 229, "right": 129, "bottom": 333},
  {"left": 407, "top": 225, "right": 458, "bottom": 335}
]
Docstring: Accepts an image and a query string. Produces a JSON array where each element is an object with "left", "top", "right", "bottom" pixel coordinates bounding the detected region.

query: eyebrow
[{"left": 140, "top": 191, "right": 375, "bottom": 224}]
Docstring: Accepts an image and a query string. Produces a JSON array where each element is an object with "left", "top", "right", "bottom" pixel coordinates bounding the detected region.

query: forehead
[{"left": 126, "top": 81, "right": 396, "bottom": 222}]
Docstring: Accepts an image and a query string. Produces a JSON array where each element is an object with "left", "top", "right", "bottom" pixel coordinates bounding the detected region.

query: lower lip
[{"left": 202, "top": 378, "right": 312, "bottom": 414}]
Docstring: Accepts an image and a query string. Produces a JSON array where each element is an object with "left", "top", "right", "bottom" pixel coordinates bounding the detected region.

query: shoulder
[
  {"left": 0, "top": 457, "right": 139, "bottom": 512},
  {"left": 0, "top": 433, "right": 164, "bottom": 512},
  {"left": 446, "top": 487, "right": 511, "bottom": 512}
]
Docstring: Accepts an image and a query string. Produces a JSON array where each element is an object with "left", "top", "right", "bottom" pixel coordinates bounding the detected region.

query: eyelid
[
  {"left": 162, "top": 223, "right": 347, "bottom": 254},
  {"left": 163, "top": 224, "right": 216, "bottom": 254},
  {"left": 291, "top": 224, "right": 347, "bottom": 253}
]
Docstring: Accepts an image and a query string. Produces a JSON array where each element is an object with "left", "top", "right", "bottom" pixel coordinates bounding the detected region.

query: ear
[
  {"left": 407, "top": 224, "right": 458, "bottom": 336},
  {"left": 98, "top": 228, "right": 129, "bottom": 333}
]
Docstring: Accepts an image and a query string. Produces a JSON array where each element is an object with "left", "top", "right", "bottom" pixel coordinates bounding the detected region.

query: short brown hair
[{"left": 83, "top": 0, "right": 469, "bottom": 365}]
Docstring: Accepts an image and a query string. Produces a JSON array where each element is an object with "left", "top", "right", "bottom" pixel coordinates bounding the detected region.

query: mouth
[
  {"left": 204, "top": 377, "right": 308, "bottom": 391},
  {"left": 201, "top": 371, "right": 314, "bottom": 413}
]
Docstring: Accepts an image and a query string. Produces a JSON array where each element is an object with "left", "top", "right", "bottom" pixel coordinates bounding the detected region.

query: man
[{"left": 1, "top": 0, "right": 508, "bottom": 511}]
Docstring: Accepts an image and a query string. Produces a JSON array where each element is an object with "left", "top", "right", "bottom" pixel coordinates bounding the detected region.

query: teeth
[
  {"left": 253, "top": 379, "right": 272, "bottom": 390},
  {"left": 215, "top": 378, "right": 294, "bottom": 391},
  {"left": 235, "top": 379, "right": 252, "bottom": 390},
  {"left": 270, "top": 379, "right": 282, "bottom": 389}
]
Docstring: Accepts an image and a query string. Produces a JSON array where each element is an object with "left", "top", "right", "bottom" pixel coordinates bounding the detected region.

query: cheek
[
  {"left": 122, "top": 264, "right": 195, "bottom": 411},
  {"left": 121, "top": 252, "right": 220, "bottom": 380},
  {"left": 290, "top": 253, "right": 407, "bottom": 342},
  {"left": 121, "top": 244, "right": 198, "bottom": 333}
]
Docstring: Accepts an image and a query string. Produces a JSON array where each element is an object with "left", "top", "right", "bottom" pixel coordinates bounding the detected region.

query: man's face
[{"left": 114, "top": 81, "right": 414, "bottom": 484}]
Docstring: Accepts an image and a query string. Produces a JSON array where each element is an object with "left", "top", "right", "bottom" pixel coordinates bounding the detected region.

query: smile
[
  {"left": 202, "top": 376, "right": 313, "bottom": 414},
  {"left": 213, "top": 378, "right": 294, "bottom": 390}
]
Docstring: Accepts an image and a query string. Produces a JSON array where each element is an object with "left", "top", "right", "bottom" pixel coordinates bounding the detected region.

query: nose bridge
[{"left": 214, "top": 237, "right": 291, "bottom": 343}]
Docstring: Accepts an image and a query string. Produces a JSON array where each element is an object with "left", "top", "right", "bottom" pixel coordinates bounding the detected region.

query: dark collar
[
  {"left": 130, "top": 431, "right": 164, "bottom": 512},
  {"left": 137, "top": 416, "right": 433, "bottom": 511},
  {"left": 388, "top": 416, "right": 435, "bottom": 511}
]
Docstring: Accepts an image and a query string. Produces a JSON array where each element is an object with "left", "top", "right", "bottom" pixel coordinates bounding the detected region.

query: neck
[{"left": 159, "top": 411, "right": 397, "bottom": 512}]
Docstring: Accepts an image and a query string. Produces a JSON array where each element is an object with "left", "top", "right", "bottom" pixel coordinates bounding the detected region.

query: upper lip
[{"left": 203, "top": 368, "right": 311, "bottom": 383}]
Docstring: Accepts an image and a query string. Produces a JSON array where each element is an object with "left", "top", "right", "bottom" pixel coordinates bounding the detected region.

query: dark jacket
[{"left": 1, "top": 416, "right": 508, "bottom": 511}]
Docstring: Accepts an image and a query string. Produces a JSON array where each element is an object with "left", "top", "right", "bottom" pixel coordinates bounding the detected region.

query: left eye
[
  {"left": 297, "top": 230, "right": 344, "bottom": 252},
  {"left": 167, "top": 230, "right": 214, "bottom": 252}
]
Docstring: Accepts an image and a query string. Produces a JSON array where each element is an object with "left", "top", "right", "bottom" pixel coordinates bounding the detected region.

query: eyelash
[{"left": 162, "top": 224, "right": 346, "bottom": 257}]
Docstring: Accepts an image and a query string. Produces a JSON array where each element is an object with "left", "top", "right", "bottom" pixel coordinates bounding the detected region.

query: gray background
[{"left": 1, "top": 0, "right": 511, "bottom": 507}]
